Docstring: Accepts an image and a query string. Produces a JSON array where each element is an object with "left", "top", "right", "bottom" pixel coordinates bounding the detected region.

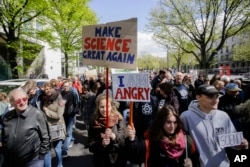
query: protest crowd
[{"left": 0, "top": 69, "right": 250, "bottom": 167}]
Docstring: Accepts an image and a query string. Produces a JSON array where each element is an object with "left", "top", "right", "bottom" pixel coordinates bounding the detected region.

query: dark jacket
[
  {"left": 81, "top": 91, "right": 96, "bottom": 127},
  {"left": 157, "top": 91, "right": 180, "bottom": 114},
  {"left": 88, "top": 120, "right": 127, "bottom": 167},
  {"left": 151, "top": 75, "right": 163, "bottom": 93},
  {"left": 28, "top": 88, "right": 43, "bottom": 110},
  {"left": 1, "top": 105, "right": 50, "bottom": 166},
  {"left": 134, "top": 94, "right": 158, "bottom": 138},
  {"left": 194, "top": 79, "right": 204, "bottom": 90},
  {"left": 173, "top": 83, "right": 190, "bottom": 114},
  {"left": 218, "top": 93, "right": 242, "bottom": 123},
  {"left": 61, "top": 90, "right": 79, "bottom": 116}
]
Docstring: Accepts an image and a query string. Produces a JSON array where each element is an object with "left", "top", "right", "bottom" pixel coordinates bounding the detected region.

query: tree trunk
[
  {"left": 65, "top": 52, "right": 69, "bottom": 78},
  {"left": 7, "top": 46, "right": 19, "bottom": 79}
]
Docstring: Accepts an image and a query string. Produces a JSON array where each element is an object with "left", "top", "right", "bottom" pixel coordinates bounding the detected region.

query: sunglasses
[{"left": 15, "top": 97, "right": 28, "bottom": 105}]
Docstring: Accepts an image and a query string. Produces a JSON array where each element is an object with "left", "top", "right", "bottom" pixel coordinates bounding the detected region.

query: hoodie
[{"left": 180, "top": 100, "right": 236, "bottom": 167}]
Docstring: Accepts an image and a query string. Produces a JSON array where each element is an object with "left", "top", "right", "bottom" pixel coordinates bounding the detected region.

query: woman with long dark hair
[{"left": 127, "top": 105, "right": 198, "bottom": 167}]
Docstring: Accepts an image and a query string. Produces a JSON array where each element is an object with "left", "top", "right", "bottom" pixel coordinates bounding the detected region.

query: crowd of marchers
[{"left": 0, "top": 69, "right": 249, "bottom": 167}]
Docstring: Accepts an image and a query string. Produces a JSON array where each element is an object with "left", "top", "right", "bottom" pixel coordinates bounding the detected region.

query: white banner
[
  {"left": 218, "top": 132, "right": 243, "bottom": 148},
  {"left": 112, "top": 72, "right": 150, "bottom": 102}
]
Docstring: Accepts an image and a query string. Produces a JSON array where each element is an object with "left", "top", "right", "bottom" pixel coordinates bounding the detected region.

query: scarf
[
  {"left": 42, "top": 91, "right": 59, "bottom": 105},
  {"left": 94, "top": 114, "right": 119, "bottom": 128},
  {"left": 159, "top": 130, "right": 186, "bottom": 160}
]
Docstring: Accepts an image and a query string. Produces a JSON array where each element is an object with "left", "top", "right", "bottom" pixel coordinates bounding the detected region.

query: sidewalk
[{"left": 52, "top": 115, "right": 94, "bottom": 167}]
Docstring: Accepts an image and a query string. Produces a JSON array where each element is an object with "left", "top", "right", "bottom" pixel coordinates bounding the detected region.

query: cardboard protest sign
[
  {"left": 112, "top": 72, "right": 150, "bottom": 102},
  {"left": 82, "top": 18, "right": 137, "bottom": 69},
  {"left": 218, "top": 132, "right": 243, "bottom": 148}
]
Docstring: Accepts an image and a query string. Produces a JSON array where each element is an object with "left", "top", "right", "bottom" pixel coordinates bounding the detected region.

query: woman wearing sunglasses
[{"left": 1, "top": 88, "right": 50, "bottom": 167}]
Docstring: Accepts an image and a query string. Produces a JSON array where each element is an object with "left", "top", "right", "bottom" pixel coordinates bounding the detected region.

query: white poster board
[
  {"left": 218, "top": 132, "right": 243, "bottom": 148},
  {"left": 112, "top": 72, "right": 150, "bottom": 102},
  {"left": 82, "top": 18, "right": 137, "bottom": 69}
]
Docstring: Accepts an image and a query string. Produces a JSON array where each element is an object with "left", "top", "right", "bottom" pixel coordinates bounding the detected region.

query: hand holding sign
[
  {"left": 218, "top": 132, "right": 246, "bottom": 148},
  {"left": 237, "top": 138, "right": 249, "bottom": 150}
]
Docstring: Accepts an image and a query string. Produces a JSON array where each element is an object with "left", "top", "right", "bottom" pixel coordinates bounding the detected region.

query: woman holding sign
[
  {"left": 88, "top": 94, "right": 129, "bottom": 167},
  {"left": 126, "top": 105, "right": 198, "bottom": 167}
]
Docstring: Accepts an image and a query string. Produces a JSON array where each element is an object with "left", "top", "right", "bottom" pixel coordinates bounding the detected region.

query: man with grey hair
[
  {"left": 174, "top": 72, "right": 191, "bottom": 114},
  {"left": 220, "top": 75, "right": 231, "bottom": 94},
  {"left": 1, "top": 88, "right": 50, "bottom": 167}
]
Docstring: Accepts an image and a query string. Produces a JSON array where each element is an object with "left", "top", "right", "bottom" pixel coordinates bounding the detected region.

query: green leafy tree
[
  {"left": 148, "top": 0, "right": 250, "bottom": 71},
  {"left": 157, "top": 56, "right": 168, "bottom": 69},
  {"left": 233, "top": 26, "right": 250, "bottom": 61},
  {"left": 137, "top": 54, "right": 159, "bottom": 70},
  {"left": 169, "top": 48, "right": 188, "bottom": 71},
  {"left": 0, "top": 0, "right": 46, "bottom": 78},
  {"left": 152, "top": 28, "right": 196, "bottom": 71},
  {"left": 37, "top": 0, "right": 97, "bottom": 77}
]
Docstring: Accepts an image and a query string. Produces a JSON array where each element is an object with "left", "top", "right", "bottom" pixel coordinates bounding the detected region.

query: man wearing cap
[
  {"left": 180, "top": 84, "right": 248, "bottom": 167},
  {"left": 218, "top": 83, "right": 242, "bottom": 122}
]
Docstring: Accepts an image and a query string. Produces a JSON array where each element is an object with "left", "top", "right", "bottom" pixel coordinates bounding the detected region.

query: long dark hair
[{"left": 149, "top": 105, "right": 183, "bottom": 142}]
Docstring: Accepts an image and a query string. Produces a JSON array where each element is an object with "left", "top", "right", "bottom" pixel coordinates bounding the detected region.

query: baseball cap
[
  {"left": 225, "top": 83, "right": 242, "bottom": 91},
  {"left": 196, "top": 84, "right": 219, "bottom": 96}
]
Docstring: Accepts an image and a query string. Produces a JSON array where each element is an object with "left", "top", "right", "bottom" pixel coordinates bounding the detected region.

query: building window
[
  {"left": 221, "top": 56, "right": 224, "bottom": 61},
  {"left": 232, "top": 44, "right": 235, "bottom": 49},
  {"left": 226, "top": 55, "right": 229, "bottom": 61},
  {"left": 241, "top": 62, "right": 245, "bottom": 67}
]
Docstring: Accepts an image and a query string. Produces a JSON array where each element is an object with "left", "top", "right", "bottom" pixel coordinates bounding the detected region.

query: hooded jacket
[{"left": 180, "top": 100, "right": 236, "bottom": 167}]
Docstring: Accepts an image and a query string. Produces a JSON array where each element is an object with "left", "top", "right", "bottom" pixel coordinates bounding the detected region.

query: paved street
[{"left": 52, "top": 115, "right": 94, "bottom": 167}]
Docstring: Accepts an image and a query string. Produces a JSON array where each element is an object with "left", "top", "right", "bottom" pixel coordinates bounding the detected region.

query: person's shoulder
[
  {"left": 151, "top": 75, "right": 160, "bottom": 82},
  {"left": 27, "top": 105, "right": 40, "bottom": 112},
  {"left": 180, "top": 109, "right": 193, "bottom": 116},
  {"left": 180, "top": 110, "right": 193, "bottom": 121},
  {"left": 2, "top": 109, "right": 14, "bottom": 119},
  {"left": 89, "top": 91, "right": 95, "bottom": 96},
  {"left": 22, "top": 105, "right": 41, "bottom": 118},
  {"left": 214, "top": 109, "right": 231, "bottom": 118}
]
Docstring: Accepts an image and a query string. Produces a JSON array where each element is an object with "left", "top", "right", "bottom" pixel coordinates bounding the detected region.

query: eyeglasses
[{"left": 15, "top": 97, "right": 28, "bottom": 105}]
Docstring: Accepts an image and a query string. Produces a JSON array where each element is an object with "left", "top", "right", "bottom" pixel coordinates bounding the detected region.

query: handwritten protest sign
[
  {"left": 112, "top": 72, "right": 150, "bottom": 102},
  {"left": 82, "top": 18, "right": 137, "bottom": 69},
  {"left": 218, "top": 132, "right": 243, "bottom": 148}
]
